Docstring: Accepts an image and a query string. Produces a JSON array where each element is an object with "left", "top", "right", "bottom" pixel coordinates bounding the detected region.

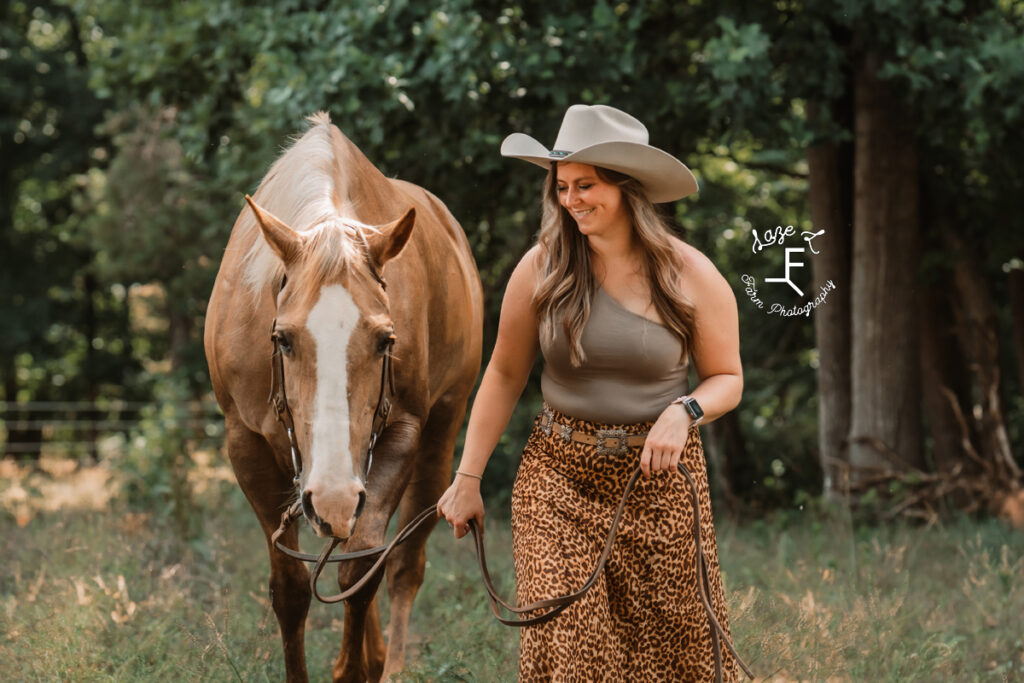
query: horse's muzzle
[{"left": 301, "top": 485, "right": 366, "bottom": 539}]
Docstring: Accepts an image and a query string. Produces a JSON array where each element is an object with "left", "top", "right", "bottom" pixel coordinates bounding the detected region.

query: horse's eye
[
  {"left": 276, "top": 332, "right": 294, "bottom": 355},
  {"left": 376, "top": 333, "right": 395, "bottom": 355}
]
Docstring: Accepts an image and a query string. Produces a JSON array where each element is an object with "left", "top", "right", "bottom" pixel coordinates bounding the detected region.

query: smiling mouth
[{"left": 573, "top": 208, "right": 595, "bottom": 218}]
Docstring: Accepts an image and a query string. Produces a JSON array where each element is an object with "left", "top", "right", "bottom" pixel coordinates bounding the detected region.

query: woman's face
[{"left": 555, "top": 162, "right": 630, "bottom": 238}]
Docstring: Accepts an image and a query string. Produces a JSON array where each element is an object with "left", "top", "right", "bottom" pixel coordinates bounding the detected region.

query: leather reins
[
  {"left": 264, "top": 272, "right": 753, "bottom": 681},
  {"left": 269, "top": 460, "right": 755, "bottom": 682}
]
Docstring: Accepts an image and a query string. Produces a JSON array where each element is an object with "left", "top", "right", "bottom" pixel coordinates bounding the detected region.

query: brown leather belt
[{"left": 538, "top": 409, "right": 647, "bottom": 456}]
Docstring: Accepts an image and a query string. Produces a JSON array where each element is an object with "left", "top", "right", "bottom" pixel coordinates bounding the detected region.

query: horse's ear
[
  {"left": 368, "top": 207, "right": 415, "bottom": 267},
  {"left": 245, "top": 195, "right": 301, "bottom": 264}
]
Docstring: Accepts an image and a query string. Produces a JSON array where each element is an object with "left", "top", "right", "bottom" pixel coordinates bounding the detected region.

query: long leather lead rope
[{"left": 271, "top": 462, "right": 755, "bottom": 681}]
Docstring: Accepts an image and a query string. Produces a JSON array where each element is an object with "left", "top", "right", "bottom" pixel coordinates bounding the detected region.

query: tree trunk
[
  {"left": 918, "top": 275, "right": 975, "bottom": 476},
  {"left": 1008, "top": 258, "right": 1024, "bottom": 399},
  {"left": 848, "top": 51, "right": 923, "bottom": 479},
  {"left": 917, "top": 175, "right": 980, "bottom": 481},
  {"left": 167, "top": 307, "right": 194, "bottom": 373},
  {"left": 84, "top": 272, "right": 100, "bottom": 460},
  {"left": 943, "top": 224, "right": 1020, "bottom": 480},
  {"left": 0, "top": 160, "right": 40, "bottom": 460},
  {"left": 806, "top": 100, "right": 854, "bottom": 499},
  {"left": 704, "top": 411, "right": 746, "bottom": 515}
]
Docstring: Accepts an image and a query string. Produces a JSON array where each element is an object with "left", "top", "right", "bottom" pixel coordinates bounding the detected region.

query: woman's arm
[
  {"left": 640, "top": 245, "right": 743, "bottom": 478},
  {"left": 437, "top": 246, "right": 542, "bottom": 537}
]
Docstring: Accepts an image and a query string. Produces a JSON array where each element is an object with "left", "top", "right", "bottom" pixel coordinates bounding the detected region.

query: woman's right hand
[
  {"left": 435, "top": 248, "right": 542, "bottom": 541},
  {"left": 437, "top": 475, "right": 485, "bottom": 539}
]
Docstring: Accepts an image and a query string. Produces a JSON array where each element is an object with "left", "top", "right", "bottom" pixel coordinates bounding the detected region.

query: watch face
[{"left": 685, "top": 397, "right": 704, "bottom": 419}]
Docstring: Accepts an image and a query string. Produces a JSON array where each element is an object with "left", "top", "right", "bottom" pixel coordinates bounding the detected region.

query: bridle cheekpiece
[{"left": 267, "top": 258, "right": 395, "bottom": 488}]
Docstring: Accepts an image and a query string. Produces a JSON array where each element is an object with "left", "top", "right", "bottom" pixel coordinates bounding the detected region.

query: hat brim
[{"left": 500, "top": 134, "right": 698, "bottom": 203}]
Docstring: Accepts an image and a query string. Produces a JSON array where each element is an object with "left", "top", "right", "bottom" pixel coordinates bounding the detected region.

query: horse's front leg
[
  {"left": 331, "top": 415, "right": 421, "bottom": 683},
  {"left": 269, "top": 521, "right": 313, "bottom": 682},
  {"left": 330, "top": 583, "right": 381, "bottom": 682},
  {"left": 379, "top": 484, "right": 438, "bottom": 681},
  {"left": 226, "top": 422, "right": 312, "bottom": 683},
  {"left": 380, "top": 397, "right": 460, "bottom": 680}
]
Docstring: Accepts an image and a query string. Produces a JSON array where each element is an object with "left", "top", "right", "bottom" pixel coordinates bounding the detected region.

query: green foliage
[
  {"left": 0, "top": 0, "right": 135, "bottom": 405},
  {"left": 78, "top": 106, "right": 224, "bottom": 386},
  {"left": 3, "top": 0, "right": 1022, "bottom": 506},
  {"left": 111, "top": 379, "right": 203, "bottom": 541}
]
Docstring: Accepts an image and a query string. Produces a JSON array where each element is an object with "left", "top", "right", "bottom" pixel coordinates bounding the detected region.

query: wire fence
[{"left": 0, "top": 400, "right": 225, "bottom": 459}]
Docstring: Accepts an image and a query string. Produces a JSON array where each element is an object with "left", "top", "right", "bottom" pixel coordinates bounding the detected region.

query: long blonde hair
[{"left": 533, "top": 164, "right": 696, "bottom": 367}]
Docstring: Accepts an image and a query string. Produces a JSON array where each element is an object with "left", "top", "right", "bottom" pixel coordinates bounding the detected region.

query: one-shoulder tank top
[{"left": 539, "top": 287, "right": 690, "bottom": 424}]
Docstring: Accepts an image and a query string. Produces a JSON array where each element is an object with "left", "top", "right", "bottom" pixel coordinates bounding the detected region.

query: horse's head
[{"left": 245, "top": 195, "right": 415, "bottom": 539}]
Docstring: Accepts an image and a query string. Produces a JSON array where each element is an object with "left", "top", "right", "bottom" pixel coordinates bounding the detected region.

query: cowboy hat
[{"left": 500, "top": 104, "right": 698, "bottom": 203}]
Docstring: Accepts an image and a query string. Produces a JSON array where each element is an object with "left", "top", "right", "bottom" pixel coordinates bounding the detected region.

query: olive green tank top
[{"left": 539, "top": 287, "right": 690, "bottom": 424}]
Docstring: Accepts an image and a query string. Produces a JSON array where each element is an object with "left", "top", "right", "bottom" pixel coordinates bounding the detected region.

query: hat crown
[{"left": 551, "top": 104, "right": 650, "bottom": 153}]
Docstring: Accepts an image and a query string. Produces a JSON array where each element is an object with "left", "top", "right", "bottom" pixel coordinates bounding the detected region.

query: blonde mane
[{"left": 240, "top": 112, "right": 373, "bottom": 302}]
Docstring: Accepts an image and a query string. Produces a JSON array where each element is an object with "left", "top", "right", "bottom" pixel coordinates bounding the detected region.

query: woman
[{"left": 437, "top": 104, "right": 744, "bottom": 681}]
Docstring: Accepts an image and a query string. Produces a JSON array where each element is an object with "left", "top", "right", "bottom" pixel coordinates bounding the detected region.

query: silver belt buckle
[
  {"left": 539, "top": 406, "right": 554, "bottom": 436},
  {"left": 595, "top": 428, "right": 630, "bottom": 456}
]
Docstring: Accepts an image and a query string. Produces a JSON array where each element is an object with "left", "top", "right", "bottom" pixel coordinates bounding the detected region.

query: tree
[
  {"left": 1, "top": 1, "right": 139, "bottom": 457},
  {"left": 698, "top": 0, "right": 1024, "bottom": 509}
]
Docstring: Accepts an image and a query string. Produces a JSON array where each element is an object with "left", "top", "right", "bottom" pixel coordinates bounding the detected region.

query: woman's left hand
[{"left": 639, "top": 404, "right": 692, "bottom": 479}]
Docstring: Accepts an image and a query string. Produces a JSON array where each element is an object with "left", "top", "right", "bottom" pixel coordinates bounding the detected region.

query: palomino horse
[{"left": 204, "top": 113, "right": 482, "bottom": 682}]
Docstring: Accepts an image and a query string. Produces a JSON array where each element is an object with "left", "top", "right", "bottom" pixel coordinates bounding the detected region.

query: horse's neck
[{"left": 329, "top": 128, "right": 400, "bottom": 225}]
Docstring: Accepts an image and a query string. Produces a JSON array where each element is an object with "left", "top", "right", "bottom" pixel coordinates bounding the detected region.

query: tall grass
[{"left": 1, "top": 462, "right": 1022, "bottom": 681}]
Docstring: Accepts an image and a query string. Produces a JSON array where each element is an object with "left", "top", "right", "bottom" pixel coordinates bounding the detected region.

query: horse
[{"left": 204, "top": 112, "right": 483, "bottom": 682}]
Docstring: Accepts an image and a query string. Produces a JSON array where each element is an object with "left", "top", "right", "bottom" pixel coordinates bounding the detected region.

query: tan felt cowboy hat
[{"left": 500, "top": 104, "right": 698, "bottom": 203}]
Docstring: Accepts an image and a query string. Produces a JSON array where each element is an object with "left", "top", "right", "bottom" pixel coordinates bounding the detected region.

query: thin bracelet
[{"left": 455, "top": 470, "right": 482, "bottom": 481}]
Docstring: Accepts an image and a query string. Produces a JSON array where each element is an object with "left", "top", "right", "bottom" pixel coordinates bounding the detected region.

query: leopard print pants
[{"left": 511, "top": 404, "right": 739, "bottom": 682}]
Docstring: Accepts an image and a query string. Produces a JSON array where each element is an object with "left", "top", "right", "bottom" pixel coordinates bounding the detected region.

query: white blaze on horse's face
[{"left": 303, "top": 283, "right": 366, "bottom": 539}]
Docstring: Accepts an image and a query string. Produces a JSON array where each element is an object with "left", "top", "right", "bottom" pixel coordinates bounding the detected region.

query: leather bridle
[
  {"left": 267, "top": 264, "right": 394, "bottom": 487},
  {"left": 268, "top": 321, "right": 394, "bottom": 485}
]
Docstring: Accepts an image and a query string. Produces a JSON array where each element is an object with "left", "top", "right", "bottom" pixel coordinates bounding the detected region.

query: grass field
[{"left": 1, "top": 458, "right": 1022, "bottom": 682}]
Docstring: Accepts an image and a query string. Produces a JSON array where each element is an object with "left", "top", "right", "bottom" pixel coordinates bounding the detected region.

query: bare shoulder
[
  {"left": 500, "top": 244, "right": 544, "bottom": 310},
  {"left": 520, "top": 243, "right": 544, "bottom": 271},
  {"left": 671, "top": 237, "right": 731, "bottom": 298},
  {"left": 493, "top": 244, "right": 542, "bottom": 355},
  {"left": 507, "top": 244, "right": 544, "bottom": 289},
  {"left": 669, "top": 238, "right": 741, "bottom": 381}
]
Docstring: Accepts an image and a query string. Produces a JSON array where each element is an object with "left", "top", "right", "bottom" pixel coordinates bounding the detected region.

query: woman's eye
[
  {"left": 557, "top": 186, "right": 567, "bottom": 193},
  {"left": 578, "top": 184, "right": 592, "bottom": 190}
]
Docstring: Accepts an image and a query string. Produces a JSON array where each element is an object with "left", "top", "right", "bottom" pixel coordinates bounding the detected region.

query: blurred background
[
  {"left": 4, "top": 0, "right": 1023, "bottom": 518},
  {"left": 3, "top": 1, "right": 1024, "bottom": 679}
]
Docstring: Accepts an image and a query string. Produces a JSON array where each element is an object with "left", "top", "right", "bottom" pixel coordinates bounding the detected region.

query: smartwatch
[{"left": 671, "top": 394, "right": 704, "bottom": 425}]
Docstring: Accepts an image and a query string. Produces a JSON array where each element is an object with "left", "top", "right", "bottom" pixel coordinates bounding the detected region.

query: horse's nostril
[
  {"left": 301, "top": 490, "right": 339, "bottom": 536},
  {"left": 354, "top": 490, "right": 366, "bottom": 519}
]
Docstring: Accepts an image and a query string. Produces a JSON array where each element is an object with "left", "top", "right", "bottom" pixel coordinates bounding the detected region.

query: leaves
[{"left": 3, "top": 0, "right": 1022, "bottom": 504}]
